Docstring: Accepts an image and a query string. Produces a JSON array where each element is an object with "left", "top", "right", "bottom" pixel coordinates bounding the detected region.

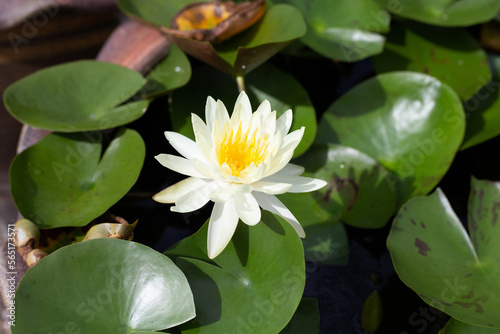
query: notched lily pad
[
  {"left": 164, "top": 0, "right": 266, "bottom": 43},
  {"left": 317, "top": 71, "right": 465, "bottom": 206},
  {"left": 387, "top": 178, "right": 500, "bottom": 328},
  {"left": 165, "top": 212, "right": 305, "bottom": 333},
  {"left": 3, "top": 60, "right": 149, "bottom": 132},
  {"left": 10, "top": 128, "right": 145, "bottom": 229}
]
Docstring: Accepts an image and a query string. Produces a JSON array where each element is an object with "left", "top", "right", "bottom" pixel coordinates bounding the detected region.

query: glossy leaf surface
[
  {"left": 13, "top": 238, "right": 195, "bottom": 333},
  {"left": 317, "top": 72, "right": 465, "bottom": 205},
  {"left": 274, "top": 0, "right": 389, "bottom": 61},
  {"left": 4, "top": 60, "right": 148, "bottom": 132},
  {"left": 10, "top": 128, "right": 145, "bottom": 229},
  {"left": 165, "top": 212, "right": 305, "bottom": 334},
  {"left": 141, "top": 44, "right": 192, "bottom": 98},
  {"left": 387, "top": 178, "right": 500, "bottom": 327},
  {"left": 372, "top": 21, "right": 491, "bottom": 100}
]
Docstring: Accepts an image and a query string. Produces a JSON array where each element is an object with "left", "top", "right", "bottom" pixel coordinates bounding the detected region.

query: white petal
[
  {"left": 231, "top": 91, "right": 252, "bottom": 124},
  {"left": 278, "top": 163, "right": 305, "bottom": 176},
  {"left": 253, "top": 192, "right": 305, "bottom": 238},
  {"left": 192, "top": 113, "right": 214, "bottom": 159},
  {"left": 164, "top": 131, "right": 203, "bottom": 161},
  {"left": 251, "top": 181, "right": 292, "bottom": 194},
  {"left": 255, "top": 99, "right": 271, "bottom": 119},
  {"left": 281, "top": 127, "right": 305, "bottom": 152},
  {"left": 262, "top": 110, "right": 276, "bottom": 137},
  {"left": 209, "top": 183, "right": 234, "bottom": 203},
  {"left": 262, "top": 175, "right": 327, "bottom": 193},
  {"left": 155, "top": 154, "right": 205, "bottom": 178},
  {"left": 207, "top": 201, "right": 239, "bottom": 259},
  {"left": 205, "top": 96, "right": 217, "bottom": 130},
  {"left": 153, "top": 177, "right": 206, "bottom": 203},
  {"left": 214, "top": 99, "right": 230, "bottom": 132},
  {"left": 234, "top": 192, "right": 261, "bottom": 226},
  {"left": 276, "top": 109, "right": 293, "bottom": 135},
  {"left": 171, "top": 181, "right": 217, "bottom": 213}
]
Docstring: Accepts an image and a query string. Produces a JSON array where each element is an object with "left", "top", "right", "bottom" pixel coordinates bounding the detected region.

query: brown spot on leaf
[
  {"left": 462, "top": 288, "right": 474, "bottom": 299},
  {"left": 410, "top": 219, "right": 416, "bottom": 225},
  {"left": 492, "top": 202, "right": 500, "bottom": 226},
  {"left": 434, "top": 299, "right": 453, "bottom": 307},
  {"left": 415, "top": 238, "right": 431, "bottom": 256},
  {"left": 454, "top": 295, "right": 488, "bottom": 314},
  {"left": 420, "top": 222, "right": 426, "bottom": 229}
]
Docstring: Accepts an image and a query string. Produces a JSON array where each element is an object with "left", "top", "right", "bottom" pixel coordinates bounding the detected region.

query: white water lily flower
[{"left": 153, "top": 91, "right": 327, "bottom": 259}]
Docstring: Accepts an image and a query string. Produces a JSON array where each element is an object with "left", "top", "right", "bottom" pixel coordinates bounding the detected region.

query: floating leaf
[
  {"left": 4, "top": 60, "right": 149, "bottom": 132},
  {"left": 443, "top": 319, "right": 500, "bottom": 333},
  {"left": 280, "top": 297, "right": 320, "bottom": 334},
  {"left": 372, "top": 21, "right": 490, "bottom": 101},
  {"left": 13, "top": 238, "right": 195, "bottom": 333},
  {"left": 462, "top": 54, "right": 500, "bottom": 150},
  {"left": 165, "top": 212, "right": 305, "bottom": 334},
  {"left": 167, "top": 0, "right": 266, "bottom": 43},
  {"left": 10, "top": 128, "right": 145, "bottom": 229},
  {"left": 375, "top": 0, "right": 500, "bottom": 27},
  {"left": 274, "top": 0, "right": 389, "bottom": 61},
  {"left": 317, "top": 72, "right": 465, "bottom": 205},
  {"left": 292, "top": 144, "right": 396, "bottom": 229},
  {"left": 170, "top": 63, "right": 316, "bottom": 157},
  {"left": 387, "top": 178, "right": 500, "bottom": 328},
  {"left": 119, "top": 0, "right": 305, "bottom": 75},
  {"left": 141, "top": 44, "right": 192, "bottom": 98}
]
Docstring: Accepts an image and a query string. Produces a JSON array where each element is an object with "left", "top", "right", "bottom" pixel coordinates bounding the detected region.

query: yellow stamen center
[{"left": 218, "top": 121, "right": 269, "bottom": 177}]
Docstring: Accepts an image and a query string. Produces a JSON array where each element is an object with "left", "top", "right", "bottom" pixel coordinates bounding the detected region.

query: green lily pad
[
  {"left": 274, "top": 0, "right": 389, "bottom": 62},
  {"left": 280, "top": 297, "right": 320, "bottom": 334},
  {"left": 212, "top": 4, "right": 306, "bottom": 75},
  {"left": 3, "top": 60, "right": 149, "bottom": 132},
  {"left": 294, "top": 144, "right": 397, "bottom": 229},
  {"left": 13, "top": 238, "right": 195, "bottom": 333},
  {"left": 170, "top": 63, "right": 316, "bottom": 157},
  {"left": 317, "top": 71, "right": 465, "bottom": 205},
  {"left": 443, "top": 319, "right": 500, "bottom": 333},
  {"left": 372, "top": 21, "right": 490, "bottom": 101},
  {"left": 141, "top": 44, "right": 192, "bottom": 98},
  {"left": 387, "top": 178, "right": 500, "bottom": 328},
  {"left": 375, "top": 0, "right": 500, "bottom": 27},
  {"left": 10, "top": 128, "right": 145, "bottom": 229},
  {"left": 165, "top": 211, "right": 305, "bottom": 334},
  {"left": 462, "top": 54, "right": 500, "bottom": 150},
  {"left": 118, "top": 0, "right": 305, "bottom": 75}
]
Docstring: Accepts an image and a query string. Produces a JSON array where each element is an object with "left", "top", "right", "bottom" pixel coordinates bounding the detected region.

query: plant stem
[{"left": 236, "top": 75, "right": 246, "bottom": 92}]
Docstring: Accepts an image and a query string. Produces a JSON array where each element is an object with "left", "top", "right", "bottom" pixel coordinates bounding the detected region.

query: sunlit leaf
[
  {"left": 317, "top": 71, "right": 465, "bottom": 205},
  {"left": 372, "top": 21, "right": 490, "bottom": 101},
  {"left": 4, "top": 60, "right": 149, "bottom": 132},
  {"left": 274, "top": 0, "right": 389, "bottom": 61},
  {"left": 10, "top": 128, "right": 145, "bottom": 229},
  {"left": 165, "top": 212, "right": 305, "bottom": 333},
  {"left": 387, "top": 178, "right": 500, "bottom": 328},
  {"left": 13, "top": 238, "right": 195, "bottom": 333}
]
